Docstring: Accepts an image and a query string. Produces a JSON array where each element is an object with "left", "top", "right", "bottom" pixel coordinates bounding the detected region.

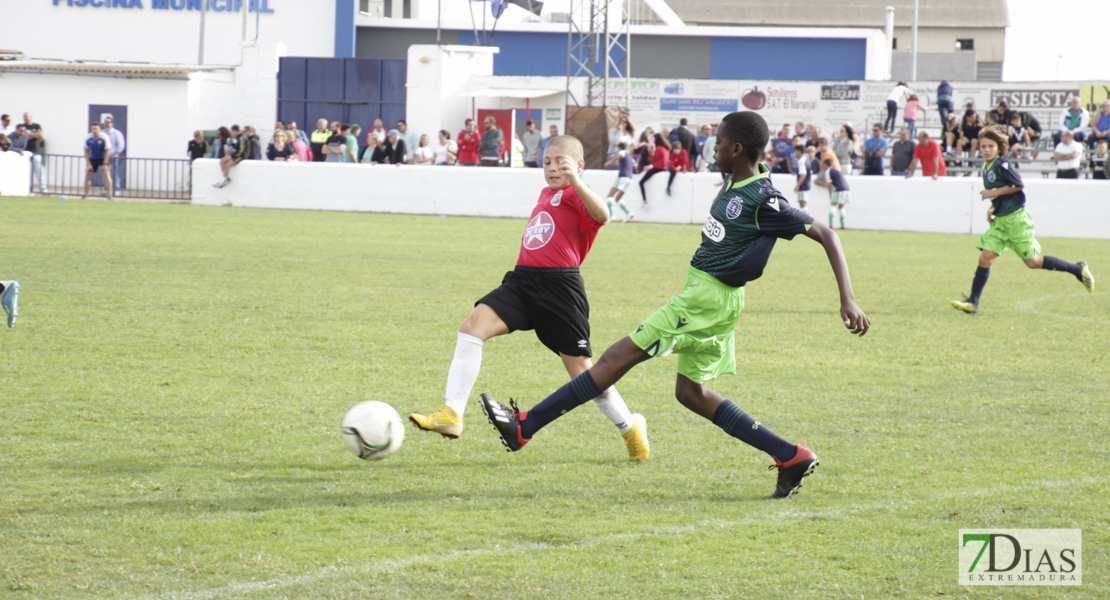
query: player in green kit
[
  {"left": 480, "top": 111, "right": 870, "bottom": 499},
  {"left": 951, "top": 127, "right": 1093, "bottom": 314}
]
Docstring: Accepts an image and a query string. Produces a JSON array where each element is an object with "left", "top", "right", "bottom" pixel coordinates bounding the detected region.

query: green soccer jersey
[
  {"left": 690, "top": 163, "right": 814, "bottom": 287},
  {"left": 982, "top": 157, "right": 1025, "bottom": 217}
]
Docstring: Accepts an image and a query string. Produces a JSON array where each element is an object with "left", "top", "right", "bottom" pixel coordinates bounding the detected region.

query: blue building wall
[{"left": 709, "top": 37, "right": 866, "bottom": 80}]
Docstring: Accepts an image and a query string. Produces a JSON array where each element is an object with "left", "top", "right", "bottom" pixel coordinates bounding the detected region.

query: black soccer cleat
[
  {"left": 479, "top": 393, "right": 529, "bottom": 452},
  {"left": 769, "top": 445, "right": 819, "bottom": 499}
]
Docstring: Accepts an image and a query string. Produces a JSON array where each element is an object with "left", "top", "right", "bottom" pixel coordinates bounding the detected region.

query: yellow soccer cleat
[
  {"left": 622, "top": 413, "right": 650, "bottom": 462},
  {"left": 951, "top": 298, "right": 977, "bottom": 314},
  {"left": 409, "top": 405, "right": 463, "bottom": 439},
  {"left": 1077, "top": 261, "right": 1094, "bottom": 292}
]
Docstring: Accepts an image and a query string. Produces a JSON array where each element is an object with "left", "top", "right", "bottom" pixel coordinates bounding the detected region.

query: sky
[{"left": 1003, "top": 0, "right": 1110, "bottom": 81}]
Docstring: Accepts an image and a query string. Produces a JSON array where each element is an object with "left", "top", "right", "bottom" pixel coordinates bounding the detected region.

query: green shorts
[
  {"left": 977, "top": 207, "right": 1041, "bottom": 260},
  {"left": 629, "top": 267, "right": 744, "bottom": 384}
]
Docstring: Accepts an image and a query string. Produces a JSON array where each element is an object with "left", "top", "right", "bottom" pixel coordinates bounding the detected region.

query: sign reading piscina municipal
[{"left": 51, "top": 0, "right": 274, "bottom": 12}]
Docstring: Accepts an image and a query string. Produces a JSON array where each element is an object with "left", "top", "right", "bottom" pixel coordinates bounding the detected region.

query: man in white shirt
[
  {"left": 103, "top": 116, "right": 126, "bottom": 195},
  {"left": 1054, "top": 129, "right": 1084, "bottom": 179},
  {"left": 0, "top": 114, "right": 13, "bottom": 136},
  {"left": 397, "top": 120, "right": 419, "bottom": 164},
  {"left": 1053, "top": 96, "right": 1089, "bottom": 145}
]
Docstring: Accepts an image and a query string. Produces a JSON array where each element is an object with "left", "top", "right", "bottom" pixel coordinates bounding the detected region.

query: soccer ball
[{"left": 342, "top": 401, "right": 404, "bottom": 461}]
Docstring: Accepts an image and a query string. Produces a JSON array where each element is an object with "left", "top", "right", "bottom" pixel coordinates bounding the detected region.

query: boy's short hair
[
  {"left": 978, "top": 126, "right": 1010, "bottom": 156},
  {"left": 90, "top": 121, "right": 100, "bottom": 127},
  {"left": 822, "top": 158, "right": 833, "bottom": 167},
  {"left": 545, "top": 135, "right": 584, "bottom": 160},
  {"left": 525, "top": 119, "right": 534, "bottom": 126},
  {"left": 617, "top": 142, "right": 627, "bottom": 150},
  {"left": 816, "top": 137, "right": 828, "bottom": 147},
  {"left": 1097, "top": 139, "right": 1108, "bottom": 147},
  {"left": 231, "top": 124, "right": 241, "bottom": 132},
  {"left": 793, "top": 146, "right": 804, "bottom": 153},
  {"left": 719, "top": 111, "right": 769, "bottom": 163}
]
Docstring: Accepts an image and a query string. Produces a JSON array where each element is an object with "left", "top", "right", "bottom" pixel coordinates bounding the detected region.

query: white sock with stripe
[{"left": 593, "top": 387, "right": 633, "bottom": 432}]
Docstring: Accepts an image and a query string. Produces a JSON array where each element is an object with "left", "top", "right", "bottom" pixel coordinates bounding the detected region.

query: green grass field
[{"left": 2, "top": 196, "right": 1107, "bottom": 599}]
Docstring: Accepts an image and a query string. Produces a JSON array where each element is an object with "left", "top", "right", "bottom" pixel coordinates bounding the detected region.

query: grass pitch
[{"left": 1, "top": 196, "right": 1107, "bottom": 599}]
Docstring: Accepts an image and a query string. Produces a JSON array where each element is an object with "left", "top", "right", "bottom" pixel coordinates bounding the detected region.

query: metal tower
[{"left": 565, "top": 0, "right": 630, "bottom": 109}]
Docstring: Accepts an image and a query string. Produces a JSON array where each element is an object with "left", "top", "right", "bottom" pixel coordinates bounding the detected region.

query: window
[
  {"left": 892, "top": 38, "right": 897, "bottom": 50},
  {"left": 956, "top": 39, "right": 975, "bottom": 51}
]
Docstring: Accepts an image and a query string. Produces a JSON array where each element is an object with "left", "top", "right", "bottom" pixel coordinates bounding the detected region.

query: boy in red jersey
[{"left": 410, "top": 136, "right": 650, "bottom": 461}]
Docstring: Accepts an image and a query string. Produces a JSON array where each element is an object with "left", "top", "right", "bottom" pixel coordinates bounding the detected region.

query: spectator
[
  {"left": 309, "top": 118, "right": 330, "bottom": 162},
  {"left": 457, "top": 119, "right": 480, "bottom": 166},
  {"left": 360, "top": 134, "right": 381, "bottom": 163},
  {"left": 601, "top": 141, "right": 636, "bottom": 221},
  {"left": 903, "top": 94, "right": 921, "bottom": 138},
  {"left": 676, "top": 117, "right": 697, "bottom": 164},
  {"left": 366, "top": 118, "right": 387, "bottom": 148},
  {"left": 275, "top": 120, "right": 285, "bottom": 134},
  {"left": 243, "top": 125, "right": 261, "bottom": 160},
  {"left": 694, "top": 124, "right": 711, "bottom": 171},
  {"left": 433, "top": 129, "right": 457, "bottom": 165},
  {"left": 954, "top": 109, "right": 983, "bottom": 158},
  {"left": 388, "top": 126, "right": 410, "bottom": 164},
  {"left": 103, "top": 115, "right": 125, "bottom": 195},
  {"left": 862, "top": 123, "right": 888, "bottom": 175},
  {"left": 1054, "top": 96, "right": 1089, "bottom": 145},
  {"left": 413, "top": 134, "right": 434, "bottom": 164},
  {"left": 510, "top": 134, "right": 525, "bottom": 168},
  {"left": 207, "top": 126, "right": 229, "bottom": 159},
  {"left": 777, "top": 123, "right": 792, "bottom": 139},
  {"left": 286, "top": 120, "right": 308, "bottom": 144},
  {"left": 885, "top": 81, "right": 909, "bottom": 133},
  {"left": 833, "top": 124, "right": 856, "bottom": 175},
  {"left": 889, "top": 128, "right": 915, "bottom": 176},
  {"left": 941, "top": 112, "right": 960, "bottom": 153},
  {"left": 0, "top": 133, "right": 9, "bottom": 152},
  {"left": 794, "top": 121, "right": 807, "bottom": 145},
  {"left": 346, "top": 125, "right": 361, "bottom": 163},
  {"left": 638, "top": 132, "right": 670, "bottom": 203},
  {"left": 1020, "top": 111, "right": 1043, "bottom": 144},
  {"left": 520, "top": 119, "right": 543, "bottom": 168},
  {"left": 936, "top": 80, "right": 954, "bottom": 125},
  {"left": 987, "top": 101, "right": 1013, "bottom": 128},
  {"left": 0, "top": 114, "right": 12, "bottom": 136},
  {"left": 266, "top": 129, "right": 295, "bottom": 161},
  {"left": 769, "top": 131, "right": 793, "bottom": 174},
  {"left": 791, "top": 145, "right": 811, "bottom": 215},
  {"left": 214, "top": 125, "right": 246, "bottom": 188},
  {"left": 397, "top": 120, "right": 419, "bottom": 164},
  {"left": 631, "top": 129, "right": 654, "bottom": 173},
  {"left": 1088, "top": 99, "right": 1110, "bottom": 149},
  {"left": 8, "top": 123, "right": 27, "bottom": 153},
  {"left": 538, "top": 124, "right": 558, "bottom": 164},
  {"left": 322, "top": 121, "right": 347, "bottom": 163},
  {"left": 1054, "top": 129, "right": 1084, "bottom": 179},
  {"left": 1007, "top": 112, "right": 1031, "bottom": 159},
  {"left": 1090, "top": 139, "right": 1108, "bottom": 180},
  {"left": 478, "top": 116, "right": 502, "bottom": 167},
  {"left": 665, "top": 140, "right": 690, "bottom": 196},
  {"left": 906, "top": 131, "right": 947, "bottom": 180},
  {"left": 82, "top": 121, "right": 113, "bottom": 200},
  {"left": 22, "top": 113, "right": 47, "bottom": 193},
  {"left": 817, "top": 137, "right": 840, "bottom": 173},
  {"left": 607, "top": 115, "right": 634, "bottom": 160},
  {"left": 188, "top": 130, "right": 208, "bottom": 161},
  {"left": 288, "top": 130, "right": 311, "bottom": 162}
]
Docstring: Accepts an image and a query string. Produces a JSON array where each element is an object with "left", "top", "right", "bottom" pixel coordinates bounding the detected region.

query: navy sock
[
  {"left": 1040, "top": 255, "right": 1081, "bottom": 276},
  {"left": 519, "top": 371, "right": 603, "bottom": 439},
  {"left": 969, "top": 266, "right": 990, "bottom": 305},
  {"left": 712, "top": 400, "right": 797, "bottom": 462}
]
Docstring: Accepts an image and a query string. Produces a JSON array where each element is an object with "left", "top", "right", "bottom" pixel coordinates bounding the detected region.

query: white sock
[
  {"left": 593, "top": 387, "right": 633, "bottom": 432},
  {"left": 444, "top": 332, "right": 483, "bottom": 415}
]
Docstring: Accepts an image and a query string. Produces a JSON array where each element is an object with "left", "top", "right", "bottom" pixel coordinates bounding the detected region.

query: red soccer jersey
[
  {"left": 914, "top": 139, "right": 947, "bottom": 177},
  {"left": 516, "top": 185, "right": 604, "bottom": 268}
]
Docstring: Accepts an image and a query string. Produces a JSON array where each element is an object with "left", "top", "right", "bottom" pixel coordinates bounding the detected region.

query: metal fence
[{"left": 27, "top": 155, "right": 192, "bottom": 201}]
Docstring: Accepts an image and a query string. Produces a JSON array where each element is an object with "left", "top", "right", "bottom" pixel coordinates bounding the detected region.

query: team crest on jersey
[
  {"left": 523, "top": 211, "right": 556, "bottom": 250},
  {"left": 550, "top": 191, "right": 563, "bottom": 207},
  {"left": 987, "top": 170, "right": 997, "bottom": 183},
  {"left": 725, "top": 198, "right": 743, "bottom": 220}
]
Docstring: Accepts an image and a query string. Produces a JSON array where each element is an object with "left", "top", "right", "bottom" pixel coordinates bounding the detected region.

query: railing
[{"left": 27, "top": 155, "right": 192, "bottom": 201}]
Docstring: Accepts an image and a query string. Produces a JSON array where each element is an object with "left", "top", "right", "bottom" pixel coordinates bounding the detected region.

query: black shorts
[
  {"left": 477, "top": 266, "right": 592, "bottom": 357},
  {"left": 88, "top": 158, "right": 104, "bottom": 172}
]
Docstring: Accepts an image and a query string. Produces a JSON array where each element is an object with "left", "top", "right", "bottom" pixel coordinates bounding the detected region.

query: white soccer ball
[{"left": 342, "top": 401, "right": 404, "bottom": 461}]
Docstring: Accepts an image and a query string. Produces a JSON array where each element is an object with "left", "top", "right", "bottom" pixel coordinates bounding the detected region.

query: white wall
[
  {"left": 6, "top": 1, "right": 334, "bottom": 66},
  {"left": 190, "top": 159, "right": 1110, "bottom": 240},
  {"left": 0, "top": 73, "right": 190, "bottom": 160},
  {"left": 0, "top": 153, "right": 32, "bottom": 197}
]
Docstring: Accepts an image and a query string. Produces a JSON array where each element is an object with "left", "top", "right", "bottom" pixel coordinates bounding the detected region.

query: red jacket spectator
[
  {"left": 652, "top": 144, "right": 670, "bottom": 170},
  {"left": 669, "top": 148, "right": 690, "bottom": 172},
  {"left": 914, "top": 136, "right": 947, "bottom": 177},
  {"left": 457, "top": 127, "right": 481, "bottom": 166}
]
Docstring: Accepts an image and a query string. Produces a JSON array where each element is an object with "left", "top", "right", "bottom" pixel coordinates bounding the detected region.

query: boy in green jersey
[
  {"left": 480, "top": 112, "right": 870, "bottom": 499},
  {"left": 951, "top": 127, "right": 1094, "bottom": 314}
]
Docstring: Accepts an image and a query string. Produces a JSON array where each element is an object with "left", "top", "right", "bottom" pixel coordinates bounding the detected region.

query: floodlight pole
[{"left": 910, "top": 0, "right": 919, "bottom": 81}]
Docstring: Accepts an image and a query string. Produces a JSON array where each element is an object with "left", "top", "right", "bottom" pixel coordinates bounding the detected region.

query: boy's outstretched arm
[
  {"left": 559, "top": 156, "right": 610, "bottom": 223},
  {"left": 803, "top": 222, "right": 870, "bottom": 336}
]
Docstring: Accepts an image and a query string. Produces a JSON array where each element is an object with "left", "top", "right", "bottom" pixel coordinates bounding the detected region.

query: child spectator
[
  {"left": 1090, "top": 140, "right": 1108, "bottom": 180},
  {"left": 791, "top": 145, "right": 811, "bottom": 215},
  {"left": 903, "top": 94, "right": 921, "bottom": 137},
  {"left": 638, "top": 133, "right": 670, "bottom": 203},
  {"left": 666, "top": 140, "right": 690, "bottom": 196}
]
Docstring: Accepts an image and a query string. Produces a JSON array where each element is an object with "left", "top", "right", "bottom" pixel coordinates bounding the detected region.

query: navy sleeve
[
  {"left": 755, "top": 194, "right": 814, "bottom": 239},
  {"left": 998, "top": 160, "right": 1024, "bottom": 187}
]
